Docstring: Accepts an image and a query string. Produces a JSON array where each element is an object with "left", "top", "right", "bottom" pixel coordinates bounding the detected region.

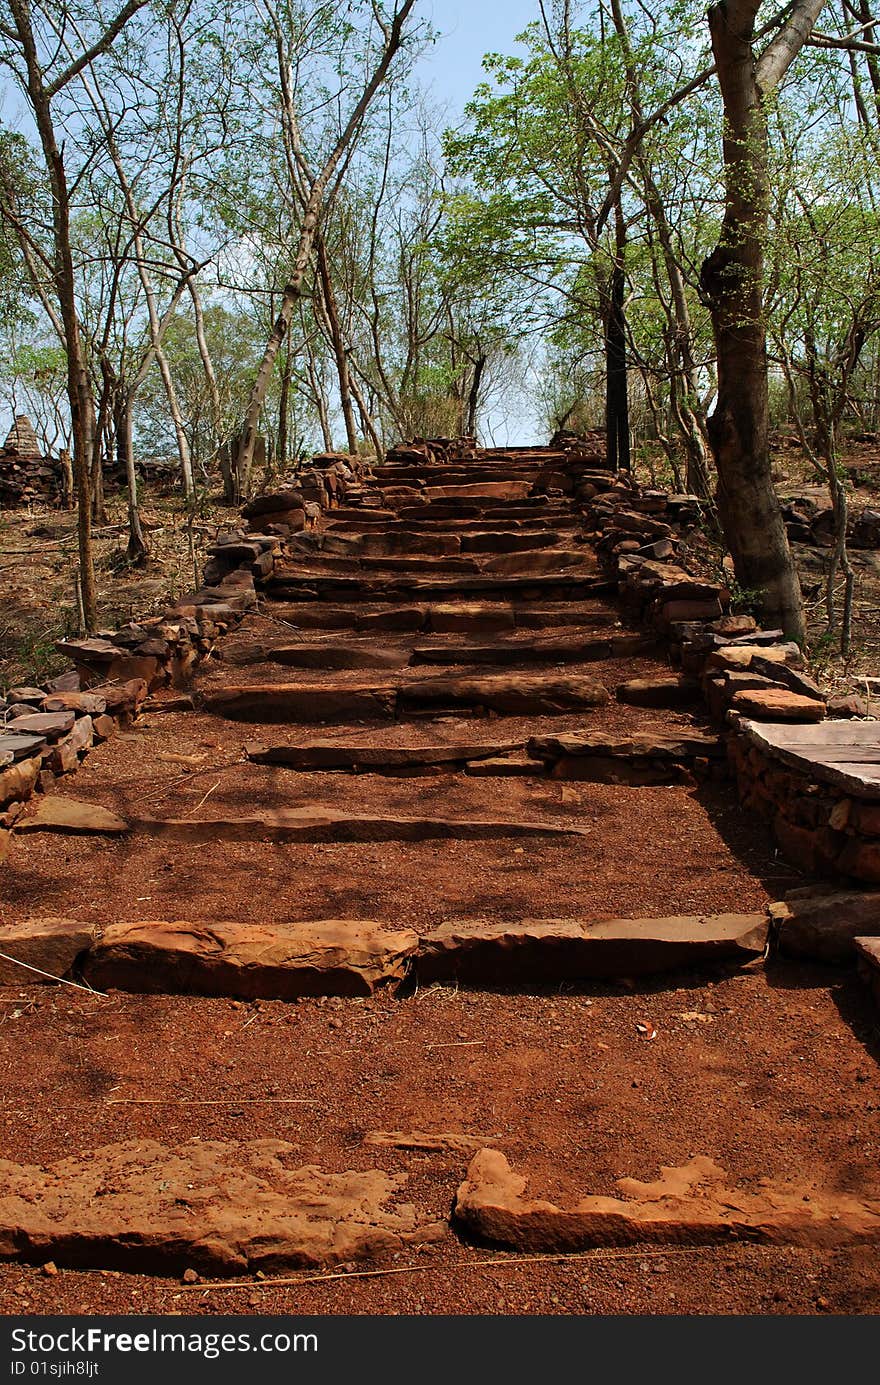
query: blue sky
[{"left": 418, "top": 0, "right": 540, "bottom": 119}]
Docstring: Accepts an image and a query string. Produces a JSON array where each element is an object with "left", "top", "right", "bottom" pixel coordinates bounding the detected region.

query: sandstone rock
[
  {"left": 402, "top": 673, "right": 610, "bottom": 715},
  {"left": 245, "top": 740, "right": 522, "bottom": 771},
  {"left": 0, "top": 756, "right": 41, "bottom": 811},
  {"left": 464, "top": 757, "right": 545, "bottom": 777},
  {"left": 18, "top": 798, "right": 129, "bottom": 835},
  {"left": 92, "top": 714, "right": 116, "bottom": 741},
  {"left": 7, "top": 687, "right": 45, "bottom": 704},
  {"left": 83, "top": 919, "right": 418, "bottom": 997},
  {"left": 771, "top": 886, "right": 880, "bottom": 962},
  {"left": 731, "top": 688, "right": 826, "bottom": 722},
  {"left": 86, "top": 679, "right": 149, "bottom": 717},
  {"left": 264, "top": 642, "right": 408, "bottom": 671},
  {"left": 130, "top": 808, "right": 588, "bottom": 845},
  {"left": 454, "top": 1149, "right": 880, "bottom": 1252},
  {"left": 8, "top": 711, "right": 75, "bottom": 741},
  {"left": 203, "top": 683, "right": 399, "bottom": 723},
  {"left": 706, "top": 642, "right": 805, "bottom": 673},
  {"left": 428, "top": 603, "right": 516, "bottom": 633},
  {"left": 0, "top": 1140, "right": 445, "bottom": 1273},
  {"left": 42, "top": 692, "right": 107, "bottom": 716},
  {"left": 415, "top": 914, "right": 768, "bottom": 984},
  {"left": 0, "top": 733, "right": 46, "bottom": 764},
  {"left": 615, "top": 676, "right": 700, "bottom": 709},
  {"left": 364, "top": 1131, "right": 499, "bottom": 1153},
  {"left": 0, "top": 917, "right": 97, "bottom": 985}
]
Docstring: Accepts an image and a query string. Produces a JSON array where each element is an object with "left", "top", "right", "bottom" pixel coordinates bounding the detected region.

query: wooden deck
[{"left": 737, "top": 718, "right": 880, "bottom": 798}]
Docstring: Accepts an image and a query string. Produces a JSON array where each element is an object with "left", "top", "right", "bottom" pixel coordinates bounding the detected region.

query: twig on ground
[
  {"left": 177, "top": 1245, "right": 711, "bottom": 1293},
  {"left": 0, "top": 951, "right": 105, "bottom": 995}
]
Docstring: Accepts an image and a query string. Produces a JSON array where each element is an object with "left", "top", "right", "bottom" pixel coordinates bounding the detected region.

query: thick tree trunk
[{"left": 700, "top": 0, "right": 805, "bottom": 641}]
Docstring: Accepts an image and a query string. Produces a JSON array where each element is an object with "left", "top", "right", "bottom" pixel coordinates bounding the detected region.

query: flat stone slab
[
  {"left": 0, "top": 917, "right": 97, "bottom": 985},
  {"left": 616, "top": 676, "right": 700, "bottom": 708},
  {"left": 528, "top": 730, "right": 724, "bottom": 763},
  {"left": 245, "top": 739, "right": 523, "bottom": 771},
  {"left": 401, "top": 674, "right": 610, "bottom": 715},
  {"left": 731, "top": 688, "right": 825, "bottom": 721},
  {"left": 18, "top": 797, "right": 130, "bottom": 835},
  {"left": 82, "top": 919, "right": 419, "bottom": 997},
  {"left": 464, "top": 757, "right": 546, "bottom": 777},
  {"left": 203, "top": 683, "right": 399, "bottom": 723},
  {"left": 230, "top": 641, "right": 409, "bottom": 671},
  {"left": 736, "top": 718, "right": 880, "bottom": 798},
  {"left": 0, "top": 1140, "right": 445, "bottom": 1273},
  {"left": 130, "top": 807, "right": 589, "bottom": 844},
  {"left": 0, "top": 733, "right": 47, "bottom": 763},
  {"left": 415, "top": 914, "right": 768, "bottom": 983},
  {"left": 409, "top": 634, "right": 652, "bottom": 667},
  {"left": 454, "top": 1150, "right": 880, "bottom": 1252},
  {"left": 7, "top": 711, "right": 75, "bottom": 741},
  {"left": 771, "top": 885, "right": 880, "bottom": 962}
]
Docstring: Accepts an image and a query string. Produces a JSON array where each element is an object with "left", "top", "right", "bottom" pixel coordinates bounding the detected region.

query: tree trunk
[
  {"left": 237, "top": 0, "right": 416, "bottom": 486},
  {"left": 700, "top": 0, "right": 805, "bottom": 641},
  {"left": 116, "top": 387, "right": 149, "bottom": 565},
  {"left": 277, "top": 335, "right": 292, "bottom": 471},
  {"left": 11, "top": 0, "right": 98, "bottom": 629},
  {"left": 466, "top": 354, "right": 486, "bottom": 438},
  {"left": 315, "top": 231, "right": 359, "bottom": 454},
  {"left": 605, "top": 253, "right": 630, "bottom": 472}
]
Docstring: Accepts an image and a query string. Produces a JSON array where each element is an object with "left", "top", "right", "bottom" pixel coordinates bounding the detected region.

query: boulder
[{"left": 771, "top": 886, "right": 880, "bottom": 962}]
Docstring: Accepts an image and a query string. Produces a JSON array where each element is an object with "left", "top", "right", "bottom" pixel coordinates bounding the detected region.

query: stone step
[
  {"left": 528, "top": 730, "right": 725, "bottom": 784},
  {"left": 266, "top": 573, "right": 611, "bottom": 603},
  {"left": 454, "top": 1148, "right": 878, "bottom": 1254},
  {"left": 409, "top": 633, "right": 655, "bottom": 667},
  {"left": 324, "top": 516, "right": 580, "bottom": 534},
  {"left": 223, "top": 640, "right": 412, "bottom": 671},
  {"left": 244, "top": 738, "right": 525, "bottom": 772},
  {"left": 264, "top": 601, "right": 623, "bottom": 634},
  {"left": 125, "top": 807, "right": 589, "bottom": 845},
  {"left": 2, "top": 909, "right": 767, "bottom": 1002},
  {"left": 321, "top": 528, "right": 566, "bottom": 557},
  {"left": 203, "top": 672, "right": 610, "bottom": 721},
  {"left": 0, "top": 1135, "right": 444, "bottom": 1273},
  {"left": 415, "top": 913, "right": 769, "bottom": 984}
]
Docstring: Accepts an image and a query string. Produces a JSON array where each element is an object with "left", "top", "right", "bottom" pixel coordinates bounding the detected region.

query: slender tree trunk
[
  {"left": 315, "top": 232, "right": 359, "bottom": 454},
  {"left": 115, "top": 386, "right": 148, "bottom": 565},
  {"left": 11, "top": 0, "right": 97, "bottom": 627},
  {"left": 700, "top": 0, "right": 808, "bottom": 642},
  {"left": 348, "top": 370, "right": 383, "bottom": 457},
  {"left": 187, "top": 278, "right": 222, "bottom": 464},
  {"left": 277, "top": 335, "right": 292, "bottom": 471},
  {"left": 466, "top": 354, "right": 486, "bottom": 438},
  {"left": 605, "top": 230, "right": 630, "bottom": 471},
  {"left": 237, "top": 0, "right": 416, "bottom": 486}
]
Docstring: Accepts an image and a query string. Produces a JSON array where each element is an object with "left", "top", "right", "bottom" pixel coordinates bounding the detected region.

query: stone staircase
[
  {"left": 2, "top": 441, "right": 788, "bottom": 999},
  {"left": 5, "top": 440, "right": 880, "bottom": 1292}
]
